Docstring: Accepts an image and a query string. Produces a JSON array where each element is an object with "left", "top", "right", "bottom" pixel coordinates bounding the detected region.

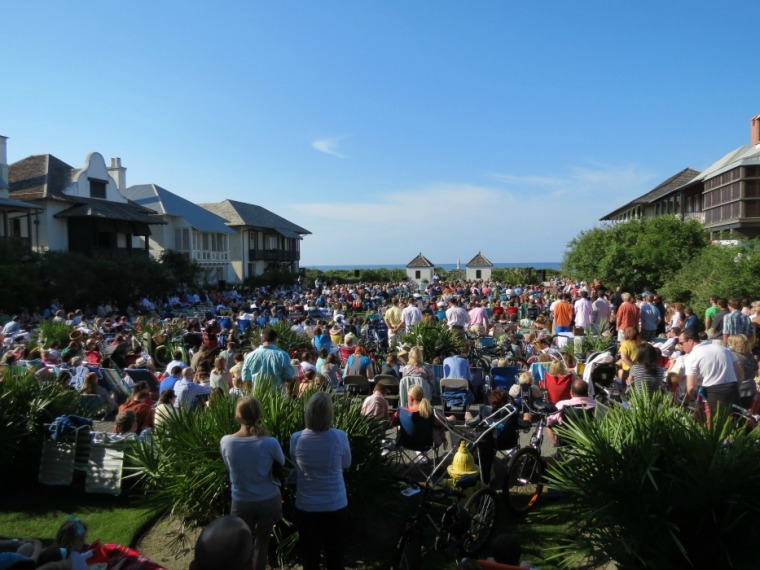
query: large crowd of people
[{"left": 2, "top": 275, "right": 759, "bottom": 569}]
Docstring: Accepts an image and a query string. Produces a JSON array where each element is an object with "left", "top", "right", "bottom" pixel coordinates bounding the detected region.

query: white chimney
[
  {"left": 0, "top": 135, "right": 9, "bottom": 199},
  {"left": 108, "top": 157, "right": 127, "bottom": 189}
]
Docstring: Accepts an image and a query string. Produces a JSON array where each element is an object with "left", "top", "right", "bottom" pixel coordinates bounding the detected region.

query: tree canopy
[
  {"left": 562, "top": 216, "right": 708, "bottom": 292},
  {"left": 660, "top": 240, "right": 760, "bottom": 314}
]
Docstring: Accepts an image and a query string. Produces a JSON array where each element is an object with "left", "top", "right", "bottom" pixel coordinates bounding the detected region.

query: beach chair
[
  {"left": 39, "top": 420, "right": 92, "bottom": 487},
  {"left": 86, "top": 438, "right": 128, "bottom": 496}
]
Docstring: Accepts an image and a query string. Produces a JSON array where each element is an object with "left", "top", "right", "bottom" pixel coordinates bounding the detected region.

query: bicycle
[
  {"left": 393, "top": 405, "right": 520, "bottom": 568},
  {"left": 502, "top": 400, "right": 557, "bottom": 515},
  {"left": 393, "top": 475, "right": 498, "bottom": 569},
  {"left": 152, "top": 335, "right": 190, "bottom": 369}
]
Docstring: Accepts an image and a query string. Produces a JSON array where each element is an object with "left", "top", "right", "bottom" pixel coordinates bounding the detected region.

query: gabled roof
[
  {"left": 600, "top": 167, "right": 701, "bottom": 220},
  {"left": 679, "top": 145, "right": 760, "bottom": 187},
  {"left": 123, "top": 184, "right": 233, "bottom": 234},
  {"left": 8, "top": 154, "right": 76, "bottom": 201},
  {"left": 466, "top": 252, "right": 493, "bottom": 267},
  {"left": 0, "top": 197, "right": 42, "bottom": 211},
  {"left": 200, "top": 199, "right": 310, "bottom": 237},
  {"left": 406, "top": 253, "right": 434, "bottom": 268},
  {"left": 8, "top": 153, "right": 163, "bottom": 225},
  {"left": 53, "top": 197, "right": 164, "bottom": 224}
]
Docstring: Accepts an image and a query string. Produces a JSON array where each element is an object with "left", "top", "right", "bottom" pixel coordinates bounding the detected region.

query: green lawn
[{"left": 0, "top": 484, "right": 152, "bottom": 547}]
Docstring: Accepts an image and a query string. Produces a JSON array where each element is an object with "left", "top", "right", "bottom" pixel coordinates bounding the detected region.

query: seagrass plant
[{"left": 538, "top": 390, "right": 760, "bottom": 569}]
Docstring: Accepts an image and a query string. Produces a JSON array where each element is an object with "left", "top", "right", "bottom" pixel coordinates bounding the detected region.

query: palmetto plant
[
  {"left": 250, "top": 321, "right": 311, "bottom": 354},
  {"left": 399, "top": 320, "right": 467, "bottom": 361},
  {"left": 127, "top": 383, "right": 395, "bottom": 556},
  {"left": 38, "top": 319, "right": 74, "bottom": 348},
  {"left": 538, "top": 391, "right": 760, "bottom": 569},
  {"left": 0, "top": 368, "right": 90, "bottom": 479}
]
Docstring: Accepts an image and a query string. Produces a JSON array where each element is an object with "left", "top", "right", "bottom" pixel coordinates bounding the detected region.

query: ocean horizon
[{"left": 304, "top": 261, "right": 562, "bottom": 271}]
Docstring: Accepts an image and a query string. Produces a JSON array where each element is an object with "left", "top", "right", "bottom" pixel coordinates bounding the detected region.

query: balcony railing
[
  {"left": 249, "top": 249, "right": 299, "bottom": 262},
  {"left": 191, "top": 250, "right": 230, "bottom": 263},
  {"left": 682, "top": 212, "right": 705, "bottom": 223},
  {"left": 91, "top": 247, "right": 150, "bottom": 258}
]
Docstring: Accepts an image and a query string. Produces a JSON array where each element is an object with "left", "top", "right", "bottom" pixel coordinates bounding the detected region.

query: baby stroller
[{"left": 367, "top": 319, "right": 389, "bottom": 351}]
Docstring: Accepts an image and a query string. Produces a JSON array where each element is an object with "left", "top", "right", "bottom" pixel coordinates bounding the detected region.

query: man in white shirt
[
  {"left": 591, "top": 291, "right": 611, "bottom": 335},
  {"left": 573, "top": 291, "right": 593, "bottom": 331},
  {"left": 680, "top": 328, "right": 742, "bottom": 413},
  {"left": 446, "top": 299, "right": 470, "bottom": 332},
  {"left": 400, "top": 299, "right": 423, "bottom": 332}
]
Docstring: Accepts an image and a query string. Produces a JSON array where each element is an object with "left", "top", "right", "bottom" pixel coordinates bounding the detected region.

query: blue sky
[{"left": 3, "top": 1, "right": 758, "bottom": 266}]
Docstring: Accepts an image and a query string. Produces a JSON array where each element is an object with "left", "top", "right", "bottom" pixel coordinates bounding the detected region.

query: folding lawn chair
[
  {"left": 439, "top": 378, "right": 472, "bottom": 420},
  {"left": 373, "top": 374, "right": 400, "bottom": 411}
]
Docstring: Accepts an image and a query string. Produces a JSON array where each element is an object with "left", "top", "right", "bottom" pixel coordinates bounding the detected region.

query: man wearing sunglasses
[{"left": 679, "top": 329, "right": 742, "bottom": 413}]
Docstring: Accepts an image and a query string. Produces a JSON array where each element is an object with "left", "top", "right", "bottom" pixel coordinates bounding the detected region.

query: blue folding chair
[{"left": 489, "top": 366, "right": 519, "bottom": 392}]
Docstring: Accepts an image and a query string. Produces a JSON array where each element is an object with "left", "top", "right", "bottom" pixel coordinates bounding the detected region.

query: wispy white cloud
[
  {"left": 290, "top": 164, "right": 657, "bottom": 266},
  {"left": 311, "top": 136, "right": 348, "bottom": 159}
]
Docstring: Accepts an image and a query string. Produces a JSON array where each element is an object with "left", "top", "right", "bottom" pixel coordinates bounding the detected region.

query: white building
[
  {"left": 405, "top": 253, "right": 435, "bottom": 284},
  {"left": 122, "top": 184, "right": 236, "bottom": 285},
  {"left": 465, "top": 251, "right": 494, "bottom": 281},
  {"left": 9, "top": 152, "right": 163, "bottom": 256},
  {"left": 201, "top": 199, "right": 310, "bottom": 282}
]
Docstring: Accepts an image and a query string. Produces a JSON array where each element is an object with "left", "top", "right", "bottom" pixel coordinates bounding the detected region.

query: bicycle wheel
[
  {"left": 461, "top": 487, "right": 498, "bottom": 555},
  {"left": 393, "top": 523, "right": 423, "bottom": 570},
  {"left": 153, "top": 344, "right": 170, "bottom": 368},
  {"left": 504, "top": 447, "right": 543, "bottom": 514}
]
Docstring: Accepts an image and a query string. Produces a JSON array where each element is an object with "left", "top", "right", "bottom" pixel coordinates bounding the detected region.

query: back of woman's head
[
  {"left": 488, "top": 389, "right": 509, "bottom": 408},
  {"left": 214, "top": 356, "right": 226, "bottom": 372},
  {"left": 159, "top": 389, "right": 175, "bottom": 404},
  {"left": 115, "top": 410, "right": 137, "bottom": 434},
  {"left": 636, "top": 342, "right": 659, "bottom": 372},
  {"left": 549, "top": 359, "right": 568, "bottom": 376},
  {"left": 623, "top": 326, "right": 639, "bottom": 341},
  {"left": 408, "top": 346, "right": 423, "bottom": 366},
  {"left": 55, "top": 516, "right": 87, "bottom": 551},
  {"left": 235, "top": 397, "right": 266, "bottom": 436},
  {"left": 83, "top": 372, "right": 98, "bottom": 394},
  {"left": 727, "top": 334, "right": 751, "bottom": 355},
  {"left": 518, "top": 372, "right": 533, "bottom": 386},
  {"left": 304, "top": 391, "right": 334, "bottom": 431},
  {"left": 408, "top": 384, "right": 433, "bottom": 418}
]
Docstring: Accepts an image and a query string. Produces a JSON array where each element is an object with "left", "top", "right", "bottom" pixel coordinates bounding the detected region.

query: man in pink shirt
[{"left": 468, "top": 300, "right": 490, "bottom": 335}]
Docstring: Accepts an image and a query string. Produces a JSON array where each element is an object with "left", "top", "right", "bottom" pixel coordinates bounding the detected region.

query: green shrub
[
  {"left": 127, "top": 384, "right": 395, "bottom": 536},
  {"left": 38, "top": 320, "right": 74, "bottom": 348},
  {"left": 0, "top": 368, "right": 91, "bottom": 480},
  {"left": 399, "top": 320, "right": 467, "bottom": 360},
  {"left": 538, "top": 391, "right": 760, "bottom": 569},
  {"left": 250, "top": 321, "right": 311, "bottom": 355}
]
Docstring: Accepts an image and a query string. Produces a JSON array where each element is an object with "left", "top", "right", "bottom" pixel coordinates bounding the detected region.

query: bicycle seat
[
  {"left": 453, "top": 474, "right": 480, "bottom": 489},
  {"left": 533, "top": 401, "right": 557, "bottom": 414}
]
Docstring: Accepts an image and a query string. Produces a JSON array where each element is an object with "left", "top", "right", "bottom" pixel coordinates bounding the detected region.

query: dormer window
[{"left": 89, "top": 178, "right": 107, "bottom": 199}]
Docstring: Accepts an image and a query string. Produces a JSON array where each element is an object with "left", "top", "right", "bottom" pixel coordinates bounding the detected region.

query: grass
[{"left": 0, "top": 483, "right": 152, "bottom": 547}]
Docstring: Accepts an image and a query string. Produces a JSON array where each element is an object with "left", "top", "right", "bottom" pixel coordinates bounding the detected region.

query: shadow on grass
[{"left": 0, "top": 482, "right": 153, "bottom": 547}]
